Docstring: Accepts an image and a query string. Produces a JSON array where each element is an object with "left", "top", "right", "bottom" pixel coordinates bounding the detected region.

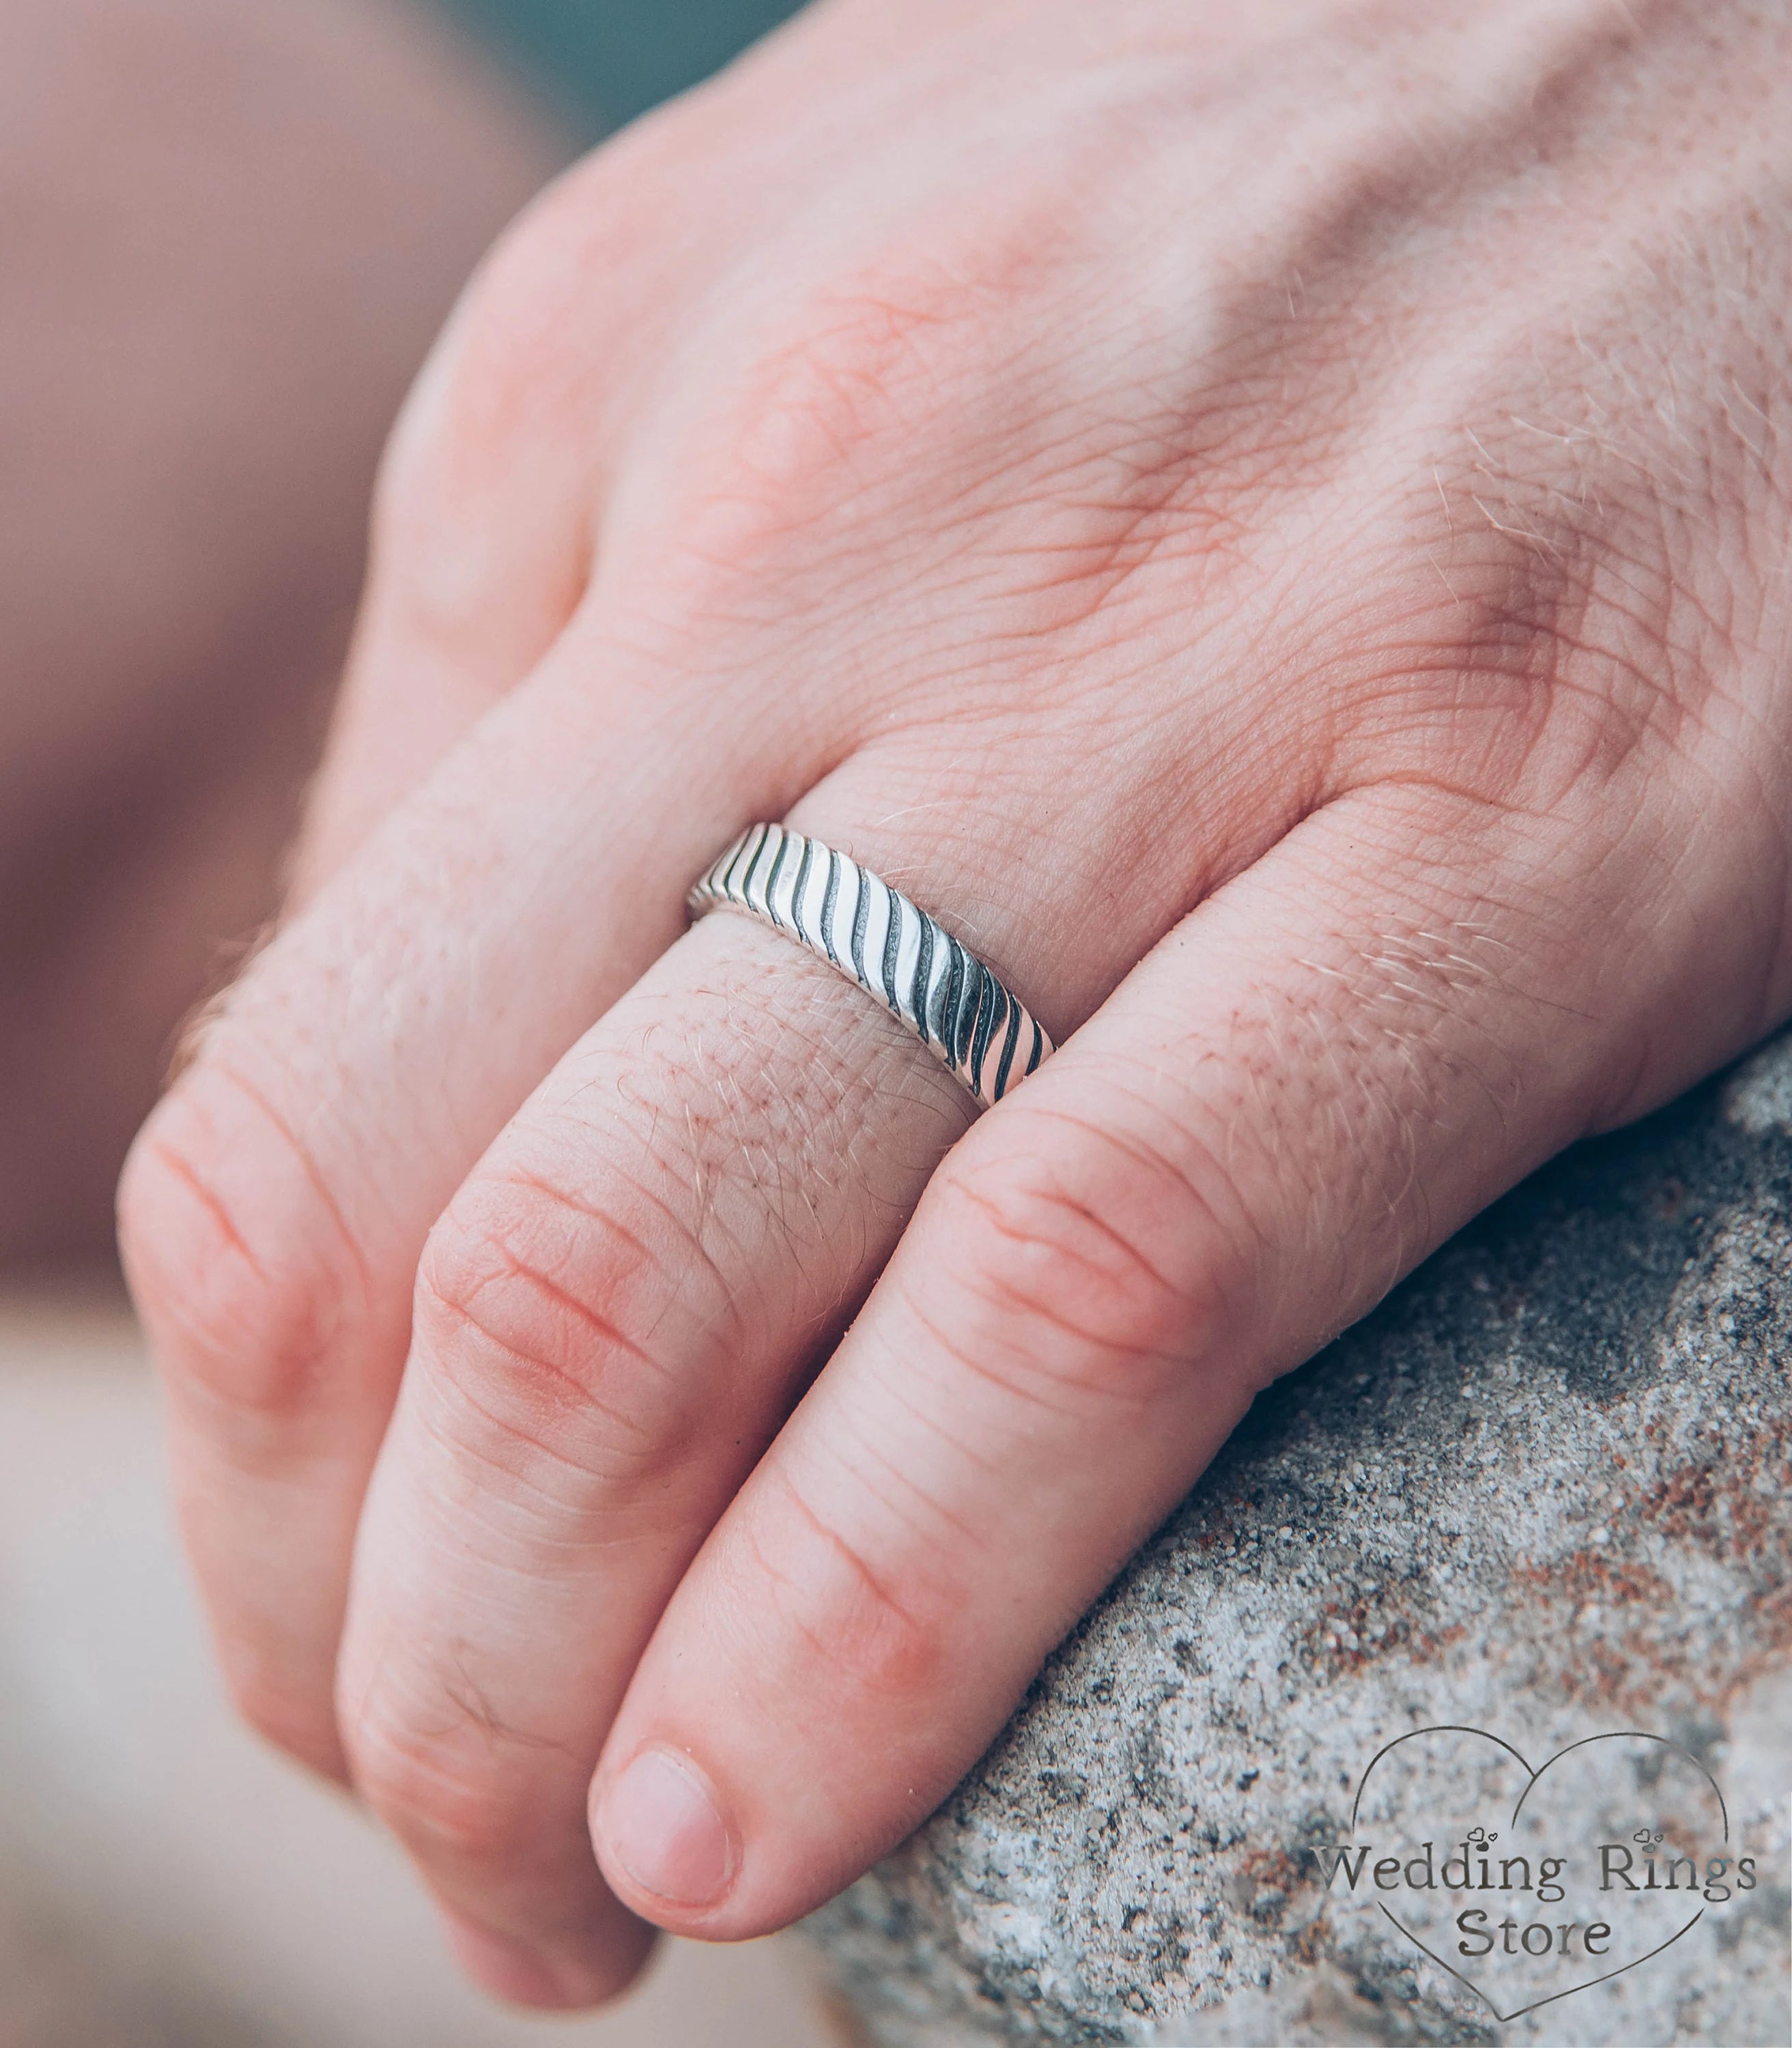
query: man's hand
[{"left": 118, "top": 0, "right": 1792, "bottom": 2008}]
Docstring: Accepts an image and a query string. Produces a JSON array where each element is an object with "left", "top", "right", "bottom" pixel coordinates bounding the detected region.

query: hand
[{"left": 118, "top": 0, "right": 1792, "bottom": 2008}]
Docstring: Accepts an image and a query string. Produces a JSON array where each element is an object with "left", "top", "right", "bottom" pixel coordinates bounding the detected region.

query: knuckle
[
  {"left": 685, "top": 251, "right": 1011, "bottom": 573},
  {"left": 423, "top": 248, "right": 582, "bottom": 461},
  {"left": 411, "top": 124, "right": 692, "bottom": 454},
  {"left": 745, "top": 1466, "right": 956, "bottom": 1709},
  {"left": 920, "top": 1109, "right": 1255, "bottom": 1414},
  {"left": 408, "top": 962, "right": 961, "bottom": 1481},
  {"left": 1357, "top": 412, "right": 1731, "bottom": 812},
  {"left": 345, "top": 1692, "right": 534, "bottom": 1871},
  {"left": 427, "top": 166, "right": 642, "bottom": 435},
  {"left": 369, "top": 150, "right": 677, "bottom": 619},
  {"left": 119, "top": 1064, "right": 360, "bottom": 1427},
  {"left": 412, "top": 1169, "right": 690, "bottom": 1479}
]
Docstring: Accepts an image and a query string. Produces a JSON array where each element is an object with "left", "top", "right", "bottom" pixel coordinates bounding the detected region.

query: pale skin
[{"left": 118, "top": 0, "right": 1792, "bottom": 2010}]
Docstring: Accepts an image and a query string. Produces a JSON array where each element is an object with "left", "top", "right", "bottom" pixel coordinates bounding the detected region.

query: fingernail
[
  {"left": 442, "top": 1914, "right": 603, "bottom": 2010},
  {"left": 597, "top": 1746, "right": 735, "bottom": 1907}
]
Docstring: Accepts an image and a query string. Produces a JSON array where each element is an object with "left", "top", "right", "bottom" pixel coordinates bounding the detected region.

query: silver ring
[{"left": 687, "top": 825, "right": 1054, "bottom": 1108}]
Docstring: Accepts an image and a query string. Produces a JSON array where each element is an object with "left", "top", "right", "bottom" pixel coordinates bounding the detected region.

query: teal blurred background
[{"left": 438, "top": 0, "right": 808, "bottom": 137}]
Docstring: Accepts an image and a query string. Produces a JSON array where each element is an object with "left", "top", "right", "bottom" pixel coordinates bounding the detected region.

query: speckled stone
[{"left": 808, "top": 1036, "right": 1792, "bottom": 2046}]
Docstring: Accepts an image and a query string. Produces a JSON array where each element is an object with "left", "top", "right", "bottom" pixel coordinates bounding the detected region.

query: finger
[
  {"left": 117, "top": 628, "right": 829, "bottom": 1785},
  {"left": 329, "top": 698, "right": 1337, "bottom": 1999},
  {"left": 334, "top": 900, "right": 976, "bottom": 1996},
  {"left": 323, "top": 631, "right": 1320, "bottom": 1967},
  {"left": 588, "top": 782, "right": 1657, "bottom": 1936}
]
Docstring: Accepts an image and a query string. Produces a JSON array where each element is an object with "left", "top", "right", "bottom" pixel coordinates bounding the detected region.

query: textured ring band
[{"left": 687, "top": 824, "right": 1054, "bottom": 1109}]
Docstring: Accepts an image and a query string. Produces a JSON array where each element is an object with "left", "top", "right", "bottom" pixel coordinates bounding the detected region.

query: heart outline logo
[{"left": 1342, "top": 1726, "right": 1731, "bottom": 2024}]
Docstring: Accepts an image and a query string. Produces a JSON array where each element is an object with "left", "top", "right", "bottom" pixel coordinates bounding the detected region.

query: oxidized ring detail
[{"left": 687, "top": 825, "right": 1054, "bottom": 1108}]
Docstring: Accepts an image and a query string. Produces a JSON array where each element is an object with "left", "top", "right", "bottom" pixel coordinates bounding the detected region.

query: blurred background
[{"left": 0, "top": 1, "right": 838, "bottom": 2040}]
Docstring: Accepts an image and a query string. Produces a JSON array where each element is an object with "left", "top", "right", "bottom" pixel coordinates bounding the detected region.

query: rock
[{"left": 808, "top": 1037, "right": 1792, "bottom": 2045}]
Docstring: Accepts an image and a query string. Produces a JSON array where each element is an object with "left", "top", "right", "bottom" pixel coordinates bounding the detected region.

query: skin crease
[{"left": 117, "top": 0, "right": 1792, "bottom": 2011}]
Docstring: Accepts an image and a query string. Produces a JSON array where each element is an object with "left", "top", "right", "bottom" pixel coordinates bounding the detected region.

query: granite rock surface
[{"left": 810, "top": 1036, "right": 1792, "bottom": 2045}]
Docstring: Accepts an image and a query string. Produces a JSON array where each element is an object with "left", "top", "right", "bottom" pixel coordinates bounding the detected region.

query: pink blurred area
[{"left": 0, "top": 0, "right": 561, "bottom": 1268}]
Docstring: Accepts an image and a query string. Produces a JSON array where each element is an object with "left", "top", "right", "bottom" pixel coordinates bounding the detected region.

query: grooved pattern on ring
[{"left": 687, "top": 824, "right": 1054, "bottom": 1109}]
